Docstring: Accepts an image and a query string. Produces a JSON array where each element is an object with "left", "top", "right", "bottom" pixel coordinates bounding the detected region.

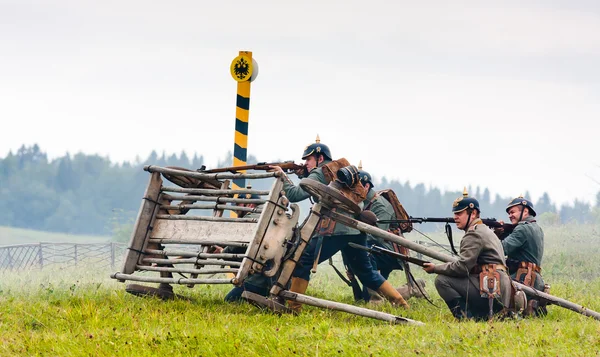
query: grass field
[{"left": 1, "top": 224, "right": 599, "bottom": 356}]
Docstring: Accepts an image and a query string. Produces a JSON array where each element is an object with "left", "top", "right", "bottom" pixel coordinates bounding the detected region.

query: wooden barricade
[{"left": 111, "top": 165, "right": 299, "bottom": 295}]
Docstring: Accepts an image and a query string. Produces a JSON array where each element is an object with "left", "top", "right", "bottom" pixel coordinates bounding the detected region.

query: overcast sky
[{"left": 1, "top": 0, "right": 599, "bottom": 206}]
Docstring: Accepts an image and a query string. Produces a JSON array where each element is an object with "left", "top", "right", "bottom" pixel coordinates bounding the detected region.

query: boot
[
  {"left": 366, "top": 288, "right": 385, "bottom": 305},
  {"left": 514, "top": 290, "right": 527, "bottom": 314},
  {"left": 396, "top": 284, "right": 412, "bottom": 301},
  {"left": 396, "top": 279, "right": 428, "bottom": 301},
  {"left": 377, "top": 281, "right": 410, "bottom": 309},
  {"left": 287, "top": 277, "right": 309, "bottom": 313}
]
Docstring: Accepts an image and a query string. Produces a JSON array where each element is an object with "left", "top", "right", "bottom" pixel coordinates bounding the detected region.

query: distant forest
[{"left": 1, "top": 144, "right": 598, "bottom": 238}]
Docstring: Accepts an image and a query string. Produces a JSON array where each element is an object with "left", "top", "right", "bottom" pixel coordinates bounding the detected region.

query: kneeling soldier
[
  {"left": 501, "top": 196, "right": 547, "bottom": 315},
  {"left": 423, "top": 189, "right": 511, "bottom": 320},
  {"left": 271, "top": 137, "right": 410, "bottom": 311}
]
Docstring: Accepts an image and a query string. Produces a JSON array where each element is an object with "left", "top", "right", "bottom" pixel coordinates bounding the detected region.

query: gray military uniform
[
  {"left": 434, "top": 220, "right": 512, "bottom": 319},
  {"left": 502, "top": 215, "right": 545, "bottom": 290}
]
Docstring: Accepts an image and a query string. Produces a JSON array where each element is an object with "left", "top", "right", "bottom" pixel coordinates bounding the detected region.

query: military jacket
[
  {"left": 433, "top": 220, "right": 507, "bottom": 277},
  {"left": 282, "top": 160, "right": 329, "bottom": 203},
  {"left": 282, "top": 159, "right": 359, "bottom": 236},
  {"left": 501, "top": 216, "right": 544, "bottom": 266},
  {"left": 364, "top": 189, "right": 395, "bottom": 250}
]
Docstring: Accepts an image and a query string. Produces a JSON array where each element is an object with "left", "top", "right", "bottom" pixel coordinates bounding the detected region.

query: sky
[{"left": 1, "top": 0, "right": 599, "bottom": 207}]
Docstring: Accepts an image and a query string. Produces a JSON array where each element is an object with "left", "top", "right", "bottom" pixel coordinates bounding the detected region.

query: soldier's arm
[
  {"left": 282, "top": 169, "right": 325, "bottom": 203},
  {"left": 433, "top": 232, "right": 482, "bottom": 277},
  {"left": 501, "top": 224, "right": 527, "bottom": 257},
  {"left": 371, "top": 200, "right": 393, "bottom": 232}
]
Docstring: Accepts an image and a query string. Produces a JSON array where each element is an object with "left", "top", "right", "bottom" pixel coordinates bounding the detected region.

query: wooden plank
[
  {"left": 235, "top": 177, "right": 284, "bottom": 283},
  {"left": 120, "top": 172, "right": 162, "bottom": 275},
  {"left": 149, "top": 219, "right": 256, "bottom": 243}
]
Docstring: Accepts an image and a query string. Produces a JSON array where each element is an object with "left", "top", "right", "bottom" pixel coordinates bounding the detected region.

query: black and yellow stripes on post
[{"left": 232, "top": 72, "right": 251, "bottom": 192}]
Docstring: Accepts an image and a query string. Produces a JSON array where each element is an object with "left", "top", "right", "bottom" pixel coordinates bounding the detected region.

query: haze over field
[{"left": 2, "top": 0, "right": 600, "bottom": 205}]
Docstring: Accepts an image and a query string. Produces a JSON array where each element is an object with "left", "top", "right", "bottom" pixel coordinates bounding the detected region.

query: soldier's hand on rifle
[
  {"left": 268, "top": 165, "right": 284, "bottom": 173},
  {"left": 493, "top": 220, "right": 505, "bottom": 238},
  {"left": 294, "top": 166, "right": 307, "bottom": 179},
  {"left": 422, "top": 262, "right": 436, "bottom": 274},
  {"left": 346, "top": 269, "right": 355, "bottom": 282}
]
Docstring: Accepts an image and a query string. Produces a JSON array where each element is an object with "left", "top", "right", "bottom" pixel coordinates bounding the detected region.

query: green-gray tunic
[
  {"left": 502, "top": 216, "right": 544, "bottom": 266},
  {"left": 363, "top": 189, "right": 395, "bottom": 251},
  {"left": 501, "top": 216, "right": 545, "bottom": 290}
]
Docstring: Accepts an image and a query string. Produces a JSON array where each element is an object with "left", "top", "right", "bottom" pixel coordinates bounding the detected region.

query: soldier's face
[
  {"left": 453, "top": 210, "right": 477, "bottom": 230},
  {"left": 507, "top": 206, "right": 526, "bottom": 224},
  {"left": 304, "top": 155, "right": 321, "bottom": 171},
  {"left": 453, "top": 211, "right": 468, "bottom": 230}
]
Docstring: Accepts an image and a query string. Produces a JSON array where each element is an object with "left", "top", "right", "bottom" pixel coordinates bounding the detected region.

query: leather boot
[
  {"left": 366, "top": 288, "right": 385, "bottom": 305},
  {"left": 377, "top": 281, "right": 410, "bottom": 309},
  {"left": 287, "top": 277, "right": 309, "bottom": 313},
  {"left": 397, "top": 278, "right": 429, "bottom": 301}
]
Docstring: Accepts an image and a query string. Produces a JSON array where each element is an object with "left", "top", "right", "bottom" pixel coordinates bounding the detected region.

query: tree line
[{"left": 1, "top": 144, "right": 598, "bottom": 238}]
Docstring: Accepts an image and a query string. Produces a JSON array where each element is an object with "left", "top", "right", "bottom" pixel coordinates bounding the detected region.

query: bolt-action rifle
[
  {"left": 379, "top": 217, "right": 516, "bottom": 240},
  {"left": 198, "top": 161, "right": 308, "bottom": 177}
]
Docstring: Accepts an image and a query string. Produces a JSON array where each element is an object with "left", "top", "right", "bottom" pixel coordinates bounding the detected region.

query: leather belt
[{"left": 470, "top": 264, "right": 507, "bottom": 275}]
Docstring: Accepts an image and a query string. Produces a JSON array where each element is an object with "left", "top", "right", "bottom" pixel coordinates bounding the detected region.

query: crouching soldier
[
  {"left": 270, "top": 136, "right": 410, "bottom": 312},
  {"left": 500, "top": 196, "right": 547, "bottom": 315},
  {"left": 423, "top": 189, "right": 511, "bottom": 320},
  {"left": 355, "top": 168, "right": 427, "bottom": 303}
]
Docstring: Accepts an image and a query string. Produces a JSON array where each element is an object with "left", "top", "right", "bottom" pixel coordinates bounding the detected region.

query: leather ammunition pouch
[
  {"left": 478, "top": 264, "right": 503, "bottom": 299},
  {"left": 515, "top": 261, "right": 541, "bottom": 288}
]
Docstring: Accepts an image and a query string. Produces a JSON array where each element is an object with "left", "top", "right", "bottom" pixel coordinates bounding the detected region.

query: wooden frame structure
[{"left": 111, "top": 165, "right": 424, "bottom": 325}]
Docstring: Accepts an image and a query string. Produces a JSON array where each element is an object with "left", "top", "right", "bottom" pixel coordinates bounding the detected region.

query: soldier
[
  {"left": 499, "top": 196, "right": 546, "bottom": 315},
  {"left": 423, "top": 190, "right": 511, "bottom": 320},
  {"left": 270, "top": 136, "right": 410, "bottom": 311},
  {"left": 356, "top": 168, "right": 426, "bottom": 303}
]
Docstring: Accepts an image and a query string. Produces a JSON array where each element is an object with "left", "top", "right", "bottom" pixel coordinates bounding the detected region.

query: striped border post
[{"left": 230, "top": 51, "right": 258, "bottom": 216}]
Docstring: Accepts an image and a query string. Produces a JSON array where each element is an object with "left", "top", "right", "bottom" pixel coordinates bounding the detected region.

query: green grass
[
  {"left": 1, "top": 224, "right": 599, "bottom": 356},
  {"left": 0, "top": 225, "right": 109, "bottom": 245}
]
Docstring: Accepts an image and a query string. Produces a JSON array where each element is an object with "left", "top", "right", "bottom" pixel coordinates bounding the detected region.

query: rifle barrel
[{"left": 348, "top": 243, "right": 431, "bottom": 267}]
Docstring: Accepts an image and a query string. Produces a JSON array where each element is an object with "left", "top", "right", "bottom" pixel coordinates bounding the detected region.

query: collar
[
  {"left": 467, "top": 218, "right": 483, "bottom": 231},
  {"left": 365, "top": 189, "right": 376, "bottom": 202},
  {"left": 317, "top": 159, "right": 331, "bottom": 168}
]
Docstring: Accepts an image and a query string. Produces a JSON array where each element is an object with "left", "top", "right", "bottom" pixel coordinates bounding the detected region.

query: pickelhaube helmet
[
  {"left": 357, "top": 160, "right": 374, "bottom": 189},
  {"left": 452, "top": 188, "right": 480, "bottom": 213},
  {"left": 506, "top": 196, "right": 536, "bottom": 217},
  {"left": 243, "top": 185, "right": 261, "bottom": 200},
  {"left": 301, "top": 134, "right": 332, "bottom": 161}
]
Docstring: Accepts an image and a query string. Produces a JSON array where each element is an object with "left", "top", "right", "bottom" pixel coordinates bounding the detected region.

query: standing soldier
[
  {"left": 500, "top": 196, "right": 546, "bottom": 315},
  {"left": 423, "top": 189, "right": 511, "bottom": 320},
  {"left": 270, "top": 136, "right": 410, "bottom": 312}
]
